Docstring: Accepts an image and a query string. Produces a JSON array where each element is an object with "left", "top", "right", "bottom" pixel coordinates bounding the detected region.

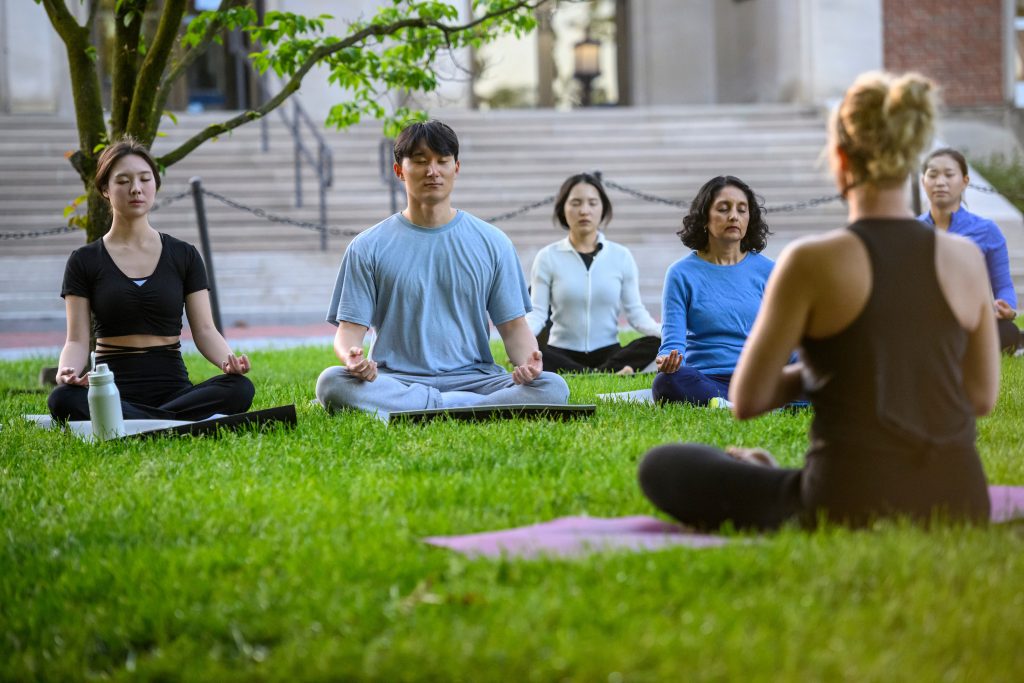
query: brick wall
[{"left": 883, "top": 0, "right": 1006, "bottom": 107}]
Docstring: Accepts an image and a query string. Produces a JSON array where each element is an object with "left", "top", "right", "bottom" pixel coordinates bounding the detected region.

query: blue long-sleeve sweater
[
  {"left": 919, "top": 206, "right": 1017, "bottom": 308},
  {"left": 658, "top": 251, "right": 775, "bottom": 375}
]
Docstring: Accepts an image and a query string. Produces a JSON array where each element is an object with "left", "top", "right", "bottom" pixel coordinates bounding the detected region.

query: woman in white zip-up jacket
[{"left": 527, "top": 173, "right": 661, "bottom": 374}]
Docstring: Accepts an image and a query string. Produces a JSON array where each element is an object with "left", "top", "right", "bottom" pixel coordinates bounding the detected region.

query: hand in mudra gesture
[
  {"left": 344, "top": 347, "right": 378, "bottom": 382},
  {"left": 512, "top": 350, "right": 543, "bottom": 385},
  {"left": 655, "top": 349, "right": 682, "bottom": 374}
]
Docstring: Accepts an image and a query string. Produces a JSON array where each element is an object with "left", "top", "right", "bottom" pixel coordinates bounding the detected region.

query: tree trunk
[{"left": 86, "top": 188, "right": 112, "bottom": 243}]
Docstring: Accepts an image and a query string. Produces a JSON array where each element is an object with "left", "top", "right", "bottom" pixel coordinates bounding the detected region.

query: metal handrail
[{"left": 278, "top": 99, "right": 334, "bottom": 250}]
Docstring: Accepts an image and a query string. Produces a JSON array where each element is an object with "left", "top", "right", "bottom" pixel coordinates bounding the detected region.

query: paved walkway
[{"left": 0, "top": 322, "right": 336, "bottom": 360}]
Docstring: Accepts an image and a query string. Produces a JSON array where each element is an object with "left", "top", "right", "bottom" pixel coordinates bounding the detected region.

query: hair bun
[{"left": 838, "top": 71, "right": 937, "bottom": 187}]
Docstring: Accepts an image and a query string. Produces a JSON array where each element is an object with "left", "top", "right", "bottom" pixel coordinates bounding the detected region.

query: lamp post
[{"left": 573, "top": 32, "right": 601, "bottom": 107}]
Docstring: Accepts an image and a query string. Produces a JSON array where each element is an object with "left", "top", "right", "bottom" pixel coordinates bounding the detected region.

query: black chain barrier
[
  {"left": 484, "top": 195, "right": 557, "bottom": 223},
  {"left": 199, "top": 188, "right": 362, "bottom": 238},
  {"left": 604, "top": 177, "right": 844, "bottom": 214},
  {"left": 0, "top": 188, "right": 193, "bottom": 241},
  {"left": 602, "top": 178, "right": 689, "bottom": 209},
  {"left": 6, "top": 180, "right": 1016, "bottom": 243},
  {"left": 150, "top": 189, "right": 191, "bottom": 212},
  {"left": 0, "top": 225, "right": 80, "bottom": 241},
  {"left": 967, "top": 183, "right": 1009, "bottom": 196}
]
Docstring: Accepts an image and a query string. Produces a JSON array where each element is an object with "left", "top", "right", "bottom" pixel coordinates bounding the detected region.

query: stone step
[{"left": 3, "top": 103, "right": 1022, "bottom": 324}]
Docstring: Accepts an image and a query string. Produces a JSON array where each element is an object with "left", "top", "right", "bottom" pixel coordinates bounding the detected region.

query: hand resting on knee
[{"left": 725, "top": 446, "right": 778, "bottom": 468}]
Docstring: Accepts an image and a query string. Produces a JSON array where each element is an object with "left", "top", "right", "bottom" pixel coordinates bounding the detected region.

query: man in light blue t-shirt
[{"left": 315, "top": 120, "right": 569, "bottom": 417}]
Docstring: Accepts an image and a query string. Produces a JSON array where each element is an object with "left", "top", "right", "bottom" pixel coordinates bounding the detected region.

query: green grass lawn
[{"left": 2, "top": 345, "right": 1023, "bottom": 682}]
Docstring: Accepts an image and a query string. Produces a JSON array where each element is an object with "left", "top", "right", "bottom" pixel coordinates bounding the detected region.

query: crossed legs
[{"left": 316, "top": 366, "right": 569, "bottom": 417}]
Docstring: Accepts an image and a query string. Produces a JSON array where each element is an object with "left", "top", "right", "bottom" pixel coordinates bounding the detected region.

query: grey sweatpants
[{"left": 316, "top": 365, "right": 570, "bottom": 419}]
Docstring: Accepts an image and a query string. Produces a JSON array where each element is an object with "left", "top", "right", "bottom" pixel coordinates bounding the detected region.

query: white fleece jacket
[{"left": 527, "top": 234, "right": 661, "bottom": 352}]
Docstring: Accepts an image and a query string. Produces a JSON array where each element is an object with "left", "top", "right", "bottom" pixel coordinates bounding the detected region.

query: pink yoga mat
[
  {"left": 423, "top": 515, "right": 733, "bottom": 559},
  {"left": 988, "top": 485, "right": 1024, "bottom": 523},
  {"left": 424, "top": 486, "right": 1024, "bottom": 560}
]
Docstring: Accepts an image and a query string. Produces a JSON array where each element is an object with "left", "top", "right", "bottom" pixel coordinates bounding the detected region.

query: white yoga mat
[
  {"left": 26, "top": 414, "right": 225, "bottom": 440},
  {"left": 596, "top": 388, "right": 655, "bottom": 404}
]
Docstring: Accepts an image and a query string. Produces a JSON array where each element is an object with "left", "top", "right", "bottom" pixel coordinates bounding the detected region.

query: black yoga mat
[
  {"left": 122, "top": 404, "right": 297, "bottom": 439},
  {"left": 388, "top": 403, "right": 596, "bottom": 424}
]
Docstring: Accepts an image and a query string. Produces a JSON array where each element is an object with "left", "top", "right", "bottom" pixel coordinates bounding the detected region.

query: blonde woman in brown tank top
[{"left": 638, "top": 71, "right": 998, "bottom": 530}]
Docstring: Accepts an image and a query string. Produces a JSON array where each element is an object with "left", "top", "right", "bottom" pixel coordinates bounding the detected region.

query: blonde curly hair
[{"left": 832, "top": 71, "right": 937, "bottom": 188}]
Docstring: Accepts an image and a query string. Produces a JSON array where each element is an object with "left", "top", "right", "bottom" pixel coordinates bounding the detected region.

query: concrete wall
[
  {"left": 627, "top": 0, "right": 882, "bottom": 106},
  {"left": 0, "top": 0, "right": 77, "bottom": 115},
  {"left": 628, "top": 0, "right": 716, "bottom": 105},
  {"left": 801, "top": 0, "right": 884, "bottom": 103}
]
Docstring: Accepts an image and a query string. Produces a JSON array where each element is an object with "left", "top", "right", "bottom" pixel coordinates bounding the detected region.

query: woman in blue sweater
[
  {"left": 527, "top": 173, "right": 661, "bottom": 374},
  {"left": 919, "top": 148, "right": 1021, "bottom": 353},
  {"left": 653, "top": 175, "right": 774, "bottom": 405}
]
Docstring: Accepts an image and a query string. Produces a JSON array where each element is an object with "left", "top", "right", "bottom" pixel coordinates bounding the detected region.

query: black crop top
[{"left": 60, "top": 233, "right": 209, "bottom": 337}]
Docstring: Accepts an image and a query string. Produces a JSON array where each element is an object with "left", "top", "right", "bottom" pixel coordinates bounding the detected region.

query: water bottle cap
[{"left": 95, "top": 363, "right": 109, "bottom": 374}]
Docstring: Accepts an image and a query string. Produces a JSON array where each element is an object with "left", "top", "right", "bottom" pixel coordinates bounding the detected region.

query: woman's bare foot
[
  {"left": 615, "top": 365, "right": 634, "bottom": 376},
  {"left": 725, "top": 446, "right": 778, "bottom": 468}
]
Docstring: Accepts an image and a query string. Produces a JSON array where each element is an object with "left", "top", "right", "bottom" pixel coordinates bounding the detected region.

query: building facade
[{"left": 1, "top": 0, "right": 1019, "bottom": 116}]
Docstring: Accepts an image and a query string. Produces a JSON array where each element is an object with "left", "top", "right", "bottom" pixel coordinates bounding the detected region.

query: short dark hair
[
  {"left": 676, "top": 176, "right": 770, "bottom": 253},
  {"left": 393, "top": 120, "right": 459, "bottom": 164},
  {"left": 95, "top": 136, "right": 162, "bottom": 193},
  {"left": 553, "top": 172, "right": 613, "bottom": 230},
  {"left": 922, "top": 147, "right": 968, "bottom": 177}
]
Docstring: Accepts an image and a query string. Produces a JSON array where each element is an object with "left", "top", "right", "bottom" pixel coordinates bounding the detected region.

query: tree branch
[
  {"left": 148, "top": 0, "right": 234, "bottom": 137},
  {"left": 40, "top": 0, "right": 105, "bottom": 177},
  {"left": 110, "top": 0, "right": 146, "bottom": 136},
  {"left": 86, "top": 0, "right": 101, "bottom": 31},
  {"left": 157, "top": 0, "right": 542, "bottom": 167},
  {"left": 126, "top": 0, "right": 187, "bottom": 141},
  {"left": 39, "top": 0, "right": 80, "bottom": 42}
]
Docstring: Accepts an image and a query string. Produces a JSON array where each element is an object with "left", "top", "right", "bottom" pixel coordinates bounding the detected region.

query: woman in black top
[
  {"left": 638, "top": 71, "right": 999, "bottom": 529},
  {"left": 48, "top": 137, "right": 254, "bottom": 421}
]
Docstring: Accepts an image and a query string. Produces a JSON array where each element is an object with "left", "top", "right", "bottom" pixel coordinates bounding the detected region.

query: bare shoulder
[
  {"left": 935, "top": 230, "right": 987, "bottom": 281},
  {"left": 934, "top": 230, "right": 990, "bottom": 330},
  {"left": 936, "top": 229, "right": 984, "bottom": 259}
]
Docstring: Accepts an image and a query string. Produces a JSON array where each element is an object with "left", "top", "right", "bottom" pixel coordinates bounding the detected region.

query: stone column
[{"left": 536, "top": 4, "right": 555, "bottom": 108}]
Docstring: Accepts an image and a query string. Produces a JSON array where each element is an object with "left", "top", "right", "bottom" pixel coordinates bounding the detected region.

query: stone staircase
[{"left": 2, "top": 105, "right": 1021, "bottom": 329}]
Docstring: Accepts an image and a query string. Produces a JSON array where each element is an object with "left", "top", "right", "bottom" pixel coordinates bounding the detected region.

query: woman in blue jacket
[
  {"left": 919, "top": 147, "right": 1021, "bottom": 353},
  {"left": 527, "top": 173, "right": 661, "bottom": 374}
]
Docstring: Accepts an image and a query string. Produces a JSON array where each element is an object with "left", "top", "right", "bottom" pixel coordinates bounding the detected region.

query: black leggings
[
  {"left": 997, "top": 318, "right": 1021, "bottom": 353},
  {"left": 48, "top": 347, "right": 254, "bottom": 421},
  {"left": 639, "top": 443, "right": 803, "bottom": 531},
  {"left": 638, "top": 441, "right": 990, "bottom": 531},
  {"left": 540, "top": 336, "right": 660, "bottom": 374}
]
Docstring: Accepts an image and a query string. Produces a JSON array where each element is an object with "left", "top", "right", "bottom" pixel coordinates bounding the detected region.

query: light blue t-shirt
[
  {"left": 658, "top": 251, "right": 775, "bottom": 375},
  {"left": 326, "top": 210, "right": 531, "bottom": 375}
]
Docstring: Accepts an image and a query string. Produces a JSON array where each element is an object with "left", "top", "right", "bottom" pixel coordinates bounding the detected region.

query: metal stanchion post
[
  {"left": 190, "top": 177, "right": 223, "bottom": 334},
  {"left": 318, "top": 145, "right": 328, "bottom": 252},
  {"left": 294, "top": 102, "right": 303, "bottom": 208}
]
